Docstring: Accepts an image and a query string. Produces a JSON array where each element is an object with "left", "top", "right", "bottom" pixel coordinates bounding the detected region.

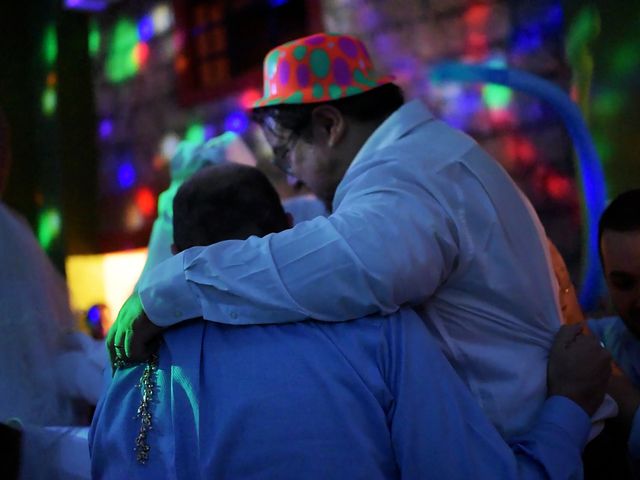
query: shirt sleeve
[
  {"left": 382, "top": 310, "right": 590, "bottom": 480},
  {"left": 139, "top": 161, "right": 459, "bottom": 327}
]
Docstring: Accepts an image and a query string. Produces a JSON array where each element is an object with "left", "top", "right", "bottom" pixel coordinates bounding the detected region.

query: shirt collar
[{"left": 348, "top": 99, "right": 435, "bottom": 172}]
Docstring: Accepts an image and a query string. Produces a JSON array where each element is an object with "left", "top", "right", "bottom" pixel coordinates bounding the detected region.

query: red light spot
[
  {"left": 134, "top": 42, "right": 150, "bottom": 66},
  {"left": 464, "top": 5, "right": 491, "bottom": 27},
  {"left": 135, "top": 187, "right": 156, "bottom": 217},
  {"left": 465, "top": 32, "right": 488, "bottom": 59},
  {"left": 46, "top": 72, "right": 57, "bottom": 86},
  {"left": 175, "top": 54, "right": 188, "bottom": 73},
  {"left": 546, "top": 175, "right": 573, "bottom": 201},
  {"left": 239, "top": 88, "right": 262, "bottom": 109},
  {"left": 489, "top": 108, "right": 514, "bottom": 128},
  {"left": 517, "top": 139, "right": 537, "bottom": 165}
]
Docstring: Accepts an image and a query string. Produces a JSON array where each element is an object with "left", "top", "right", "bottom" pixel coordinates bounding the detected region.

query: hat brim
[{"left": 252, "top": 75, "right": 396, "bottom": 109}]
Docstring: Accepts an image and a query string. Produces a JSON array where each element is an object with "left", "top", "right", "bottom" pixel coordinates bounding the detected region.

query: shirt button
[
  {"left": 230, "top": 311, "right": 238, "bottom": 320},
  {"left": 174, "top": 310, "right": 182, "bottom": 318}
]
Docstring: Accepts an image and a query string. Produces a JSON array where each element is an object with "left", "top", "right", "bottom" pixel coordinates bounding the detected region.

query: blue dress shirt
[{"left": 90, "top": 309, "right": 589, "bottom": 479}]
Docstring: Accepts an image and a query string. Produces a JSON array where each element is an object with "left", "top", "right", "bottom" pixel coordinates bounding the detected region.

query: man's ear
[
  {"left": 310, "top": 105, "right": 346, "bottom": 148},
  {"left": 286, "top": 212, "right": 294, "bottom": 229},
  {"left": 170, "top": 243, "right": 178, "bottom": 255}
]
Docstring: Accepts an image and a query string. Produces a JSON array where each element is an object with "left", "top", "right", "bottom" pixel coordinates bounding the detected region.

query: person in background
[
  {"left": 588, "top": 189, "right": 640, "bottom": 474},
  {"left": 589, "top": 189, "right": 640, "bottom": 387},
  {"left": 549, "top": 190, "right": 640, "bottom": 478},
  {"left": 0, "top": 107, "right": 99, "bottom": 479},
  {"left": 85, "top": 303, "right": 110, "bottom": 340},
  {"left": 92, "top": 164, "right": 610, "bottom": 479},
  {"left": 135, "top": 132, "right": 257, "bottom": 289}
]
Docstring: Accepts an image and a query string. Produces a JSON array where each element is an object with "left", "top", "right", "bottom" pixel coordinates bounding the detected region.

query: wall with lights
[{"left": 87, "top": 0, "right": 295, "bottom": 251}]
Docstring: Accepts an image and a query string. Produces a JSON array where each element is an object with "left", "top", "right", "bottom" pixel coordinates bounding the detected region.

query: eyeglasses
[{"left": 271, "top": 130, "right": 299, "bottom": 176}]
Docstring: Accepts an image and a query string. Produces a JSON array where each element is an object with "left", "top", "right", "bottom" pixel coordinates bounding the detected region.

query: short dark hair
[
  {"left": 251, "top": 83, "right": 404, "bottom": 140},
  {"left": 173, "top": 164, "right": 289, "bottom": 252},
  {"left": 598, "top": 189, "right": 640, "bottom": 261}
]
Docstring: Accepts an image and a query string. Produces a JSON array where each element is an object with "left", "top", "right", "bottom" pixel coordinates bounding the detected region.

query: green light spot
[
  {"left": 42, "top": 87, "right": 57, "bottom": 116},
  {"left": 185, "top": 123, "right": 205, "bottom": 144},
  {"left": 38, "top": 208, "right": 61, "bottom": 250},
  {"left": 88, "top": 20, "right": 101, "bottom": 57},
  {"left": 482, "top": 84, "right": 513, "bottom": 110},
  {"left": 593, "top": 90, "right": 624, "bottom": 117},
  {"left": 43, "top": 24, "right": 58, "bottom": 66},
  {"left": 610, "top": 42, "right": 640, "bottom": 76},
  {"left": 309, "top": 49, "right": 330, "bottom": 78},
  {"left": 594, "top": 134, "right": 614, "bottom": 162},
  {"left": 293, "top": 45, "right": 307, "bottom": 60},
  {"left": 105, "top": 18, "right": 140, "bottom": 83}
]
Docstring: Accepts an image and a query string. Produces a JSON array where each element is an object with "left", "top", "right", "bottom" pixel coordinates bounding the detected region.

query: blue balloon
[{"left": 431, "top": 63, "right": 607, "bottom": 310}]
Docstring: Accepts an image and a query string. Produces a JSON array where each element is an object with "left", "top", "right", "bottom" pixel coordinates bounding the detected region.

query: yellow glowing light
[{"left": 66, "top": 248, "right": 148, "bottom": 329}]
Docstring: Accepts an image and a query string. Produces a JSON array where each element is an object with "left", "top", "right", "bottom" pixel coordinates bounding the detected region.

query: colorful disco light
[
  {"left": 138, "top": 15, "right": 155, "bottom": 42},
  {"left": 88, "top": 20, "right": 101, "bottom": 56},
  {"left": 37, "top": 208, "right": 62, "bottom": 250},
  {"left": 106, "top": 18, "right": 140, "bottom": 82},
  {"left": 223, "top": 110, "right": 249, "bottom": 134},
  {"left": 42, "top": 87, "right": 57, "bottom": 116},
  {"left": 185, "top": 123, "right": 206, "bottom": 144},
  {"left": 43, "top": 24, "right": 58, "bottom": 66},
  {"left": 135, "top": 187, "right": 157, "bottom": 217},
  {"left": 117, "top": 161, "right": 136, "bottom": 189}
]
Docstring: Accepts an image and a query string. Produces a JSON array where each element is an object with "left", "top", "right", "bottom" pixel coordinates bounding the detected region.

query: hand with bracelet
[{"left": 106, "top": 293, "right": 164, "bottom": 369}]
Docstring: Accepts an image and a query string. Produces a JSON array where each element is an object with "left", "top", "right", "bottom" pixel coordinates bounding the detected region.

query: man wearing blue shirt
[{"left": 92, "top": 164, "right": 610, "bottom": 479}]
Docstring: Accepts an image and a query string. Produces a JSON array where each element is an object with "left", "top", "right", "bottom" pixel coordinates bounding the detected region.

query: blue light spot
[
  {"left": 87, "top": 305, "right": 101, "bottom": 324},
  {"left": 545, "top": 4, "right": 564, "bottom": 31},
  {"left": 269, "top": 0, "right": 289, "bottom": 6},
  {"left": 512, "top": 27, "right": 542, "bottom": 54},
  {"left": 223, "top": 110, "right": 249, "bottom": 134},
  {"left": 138, "top": 15, "right": 154, "bottom": 42},
  {"left": 117, "top": 161, "right": 136, "bottom": 189}
]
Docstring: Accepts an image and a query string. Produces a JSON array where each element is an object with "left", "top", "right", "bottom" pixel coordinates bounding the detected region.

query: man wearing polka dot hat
[{"left": 111, "top": 33, "right": 611, "bottom": 475}]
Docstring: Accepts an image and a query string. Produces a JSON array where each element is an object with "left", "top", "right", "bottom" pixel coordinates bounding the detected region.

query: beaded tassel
[{"left": 134, "top": 353, "right": 159, "bottom": 464}]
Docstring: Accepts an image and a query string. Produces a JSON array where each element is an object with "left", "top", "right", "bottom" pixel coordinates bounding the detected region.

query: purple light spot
[
  {"left": 296, "top": 63, "right": 310, "bottom": 87},
  {"left": 99, "top": 119, "right": 113, "bottom": 139},
  {"left": 204, "top": 124, "right": 217, "bottom": 140},
  {"left": 278, "top": 59, "right": 290, "bottom": 85},
  {"left": 338, "top": 37, "right": 358, "bottom": 58},
  {"left": 305, "top": 35, "right": 326, "bottom": 46},
  {"left": 333, "top": 58, "right": 351, "bottom": 86}
]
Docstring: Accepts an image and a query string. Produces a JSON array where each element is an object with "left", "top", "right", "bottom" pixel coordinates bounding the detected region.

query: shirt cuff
[
  {"left": 628, "top": 407, "right": 640, "bottom": 458},
  {"left": 138, "top": 252, "right": 202, "bottom": 327},
  {"left": 542, "top": 396, "right": 591, "bottom": 449}
]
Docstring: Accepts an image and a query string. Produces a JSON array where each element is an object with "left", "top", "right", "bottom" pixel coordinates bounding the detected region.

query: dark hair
[
  {"left": 598, "top": 189, "right": 640, "bottom": 259},
  {"left": 172, "top": 164, "right": 289, "bottom": 252},
  {"left": 251, "top": 83, "right": 404, "bottom": 140}
]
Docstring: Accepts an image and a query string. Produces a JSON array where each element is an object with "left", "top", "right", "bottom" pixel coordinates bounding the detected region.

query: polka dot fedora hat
[{"left": 252, "top": 32, "right": 395, "bottom": 108}]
